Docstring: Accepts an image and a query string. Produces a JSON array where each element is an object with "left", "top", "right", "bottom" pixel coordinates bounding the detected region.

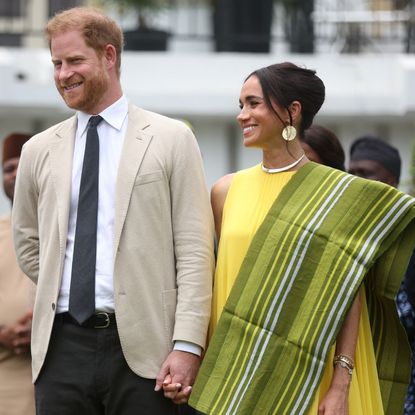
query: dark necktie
[{"left": 69, "top": 115, "right": 103, "bottom": 324}]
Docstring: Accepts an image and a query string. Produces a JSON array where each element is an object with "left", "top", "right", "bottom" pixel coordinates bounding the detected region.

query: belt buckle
[{"left": 94, "top": 312, "right": 110, "bottom": 329}]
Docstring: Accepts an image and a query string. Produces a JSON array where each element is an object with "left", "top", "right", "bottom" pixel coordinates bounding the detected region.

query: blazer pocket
[
  {"left": 162, "top": 289, "right": 177, "bottom": 339},
  {"left": 134, "top": 171, "right": 163, "bottom": 186}
]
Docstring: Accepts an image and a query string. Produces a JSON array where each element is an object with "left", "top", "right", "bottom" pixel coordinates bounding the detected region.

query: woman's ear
[{"left": 288, "top": 101, "right": 302, "bottom": 123}]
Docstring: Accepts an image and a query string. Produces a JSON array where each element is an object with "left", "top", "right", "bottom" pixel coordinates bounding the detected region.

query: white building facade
[{"left": 0, "top": 0, "right": 414, "bottom": 213}]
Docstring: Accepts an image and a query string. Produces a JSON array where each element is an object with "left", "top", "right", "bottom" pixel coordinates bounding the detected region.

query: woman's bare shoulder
[{"left": 211, "top": 173, "right": 235, "bottom": 201}]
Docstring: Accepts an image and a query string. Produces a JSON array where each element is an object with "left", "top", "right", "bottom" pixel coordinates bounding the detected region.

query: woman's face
[{"left": 237, "top": 75, "right": 285, "bottom": 149}]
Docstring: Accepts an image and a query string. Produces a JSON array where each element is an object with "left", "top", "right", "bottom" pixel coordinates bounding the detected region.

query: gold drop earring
[{"left": 282, "top": 125, "right": 297, "bottom": 141}]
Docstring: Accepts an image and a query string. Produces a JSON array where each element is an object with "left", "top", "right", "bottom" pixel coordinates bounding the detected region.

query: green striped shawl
[{"left": 190, "top": 163, "right": 415, "bottom": 415}]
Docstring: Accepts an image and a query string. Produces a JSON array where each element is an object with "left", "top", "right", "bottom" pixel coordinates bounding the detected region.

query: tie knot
[{"left": 89, "top": 115, "right": 103, "bottom": 129}]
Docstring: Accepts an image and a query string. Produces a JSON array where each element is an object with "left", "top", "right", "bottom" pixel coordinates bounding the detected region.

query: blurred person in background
[
  {"left": 0, "top": 132, "right": 35, "bottom": 415},
  {"left": 301, "top": 123, "right": 345, "bottom": 171},
  {"left": 349, "top": 135, "right": 415, "bottom": 415},
  {"left": 349, "top": 135, "right": 400, "bottom": 187}
]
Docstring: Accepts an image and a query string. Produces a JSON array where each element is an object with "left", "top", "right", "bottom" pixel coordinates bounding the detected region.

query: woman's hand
[
  {"left": 318, "top": 371, "right": 350, "bottom": 415},
  {"left": 154, "top": 350, "right": 200, "bottom": 404}
]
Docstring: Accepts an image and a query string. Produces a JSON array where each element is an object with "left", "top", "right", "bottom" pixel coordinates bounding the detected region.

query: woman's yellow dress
[{"left": 211, "top": 164, "right": 384, "bottom": 414}]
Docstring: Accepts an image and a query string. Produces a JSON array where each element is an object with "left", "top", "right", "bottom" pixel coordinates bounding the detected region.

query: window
[
  {"left": 0, "top": 0, "right": 22, "bottom": 17},
  {"left": 49, "top": 0, "right": 80, "bottom": 16}
]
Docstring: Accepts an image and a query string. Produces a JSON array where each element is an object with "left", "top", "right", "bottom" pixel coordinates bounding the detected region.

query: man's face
[
  {"left": 348, "top": 159, "right": 398, "bottom": 188},
  {"left": 3, "top": 157, "right": 19, "bottom": 202},
  {"left": 51, "top": 30, "right": 110, "bottom": 114}
]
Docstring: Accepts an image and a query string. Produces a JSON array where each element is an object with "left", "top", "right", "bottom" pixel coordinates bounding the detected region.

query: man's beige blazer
[{"left": 12, "top": 104, "right": 214, "bottom": 382}]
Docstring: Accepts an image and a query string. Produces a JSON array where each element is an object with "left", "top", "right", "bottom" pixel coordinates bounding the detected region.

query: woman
[
  {"left": 189, "top": 62, "right": 415, "bottom": 414},
  {"left": 301, "top": 124, "right": 345, "bottom": 171}
]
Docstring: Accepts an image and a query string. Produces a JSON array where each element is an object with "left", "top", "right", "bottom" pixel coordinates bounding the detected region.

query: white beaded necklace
[{"left": 261, "top": 154, "right": 305, "bottom": 174}]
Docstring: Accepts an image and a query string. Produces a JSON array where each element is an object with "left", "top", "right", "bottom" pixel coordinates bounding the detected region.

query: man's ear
[{"left": 103, "top": 44, "right": 117, "bottom": 70}]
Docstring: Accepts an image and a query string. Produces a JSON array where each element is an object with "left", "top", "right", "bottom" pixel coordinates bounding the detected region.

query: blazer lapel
[
  {"left": 49, "top": 116, "right": 77, "bottom": 261},
  {"left": 113, "top": 106, "right": 153, "bottom": 258}
]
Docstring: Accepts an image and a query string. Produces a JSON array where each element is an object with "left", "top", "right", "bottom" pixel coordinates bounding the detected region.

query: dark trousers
[
  {"left": 35, "top": 316, "right": 177, "bottom": 415},
  {"left": 177, "top": 405, "right": 203, "bottom": 415}
]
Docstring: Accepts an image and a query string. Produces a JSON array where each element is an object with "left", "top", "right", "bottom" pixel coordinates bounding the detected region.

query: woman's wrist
[
  {"left": 333, "top": 354, "right": 354, "bottom": 377},
  {"left": 329, "top": 373, "right": 351, "bottom": 397},
  {"left": 331, "top": 353, "right": 354, "bottom": 392}
]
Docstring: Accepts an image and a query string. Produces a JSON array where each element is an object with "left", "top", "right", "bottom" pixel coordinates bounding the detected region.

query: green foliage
[{"left": 101, "top": 0, "right": 169, "bottom": 28}]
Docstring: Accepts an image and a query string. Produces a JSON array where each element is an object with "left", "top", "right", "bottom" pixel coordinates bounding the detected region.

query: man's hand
[
  {"left": 154, "top": 350, "right": 200, "bottom": 404},
  {"left": 0, "top": 310, "right": 32, "bottom": 355}
]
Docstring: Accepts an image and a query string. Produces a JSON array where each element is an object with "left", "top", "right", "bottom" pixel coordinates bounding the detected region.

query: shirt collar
[{"left": 76, "top": 95, "right": 129, "bottom": 137}]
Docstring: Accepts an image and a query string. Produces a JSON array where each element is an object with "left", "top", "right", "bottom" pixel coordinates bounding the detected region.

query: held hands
[
  {"left": 154, "top": 350, "right": 201, "bottom": 404},
  {"left": 0, "top": 310, "right": 33, "bottom": 355}
]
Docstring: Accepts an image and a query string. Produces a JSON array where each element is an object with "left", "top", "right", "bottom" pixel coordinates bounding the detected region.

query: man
[
  {"left": 349, "top": 134, "right": 415, "bottom": 415},
  {"left": 348, "top": 134, "right": 400, "bottom": 187},
  {"left": 12, "top": 7, "right": 214, "bottom": 414},
  {"left": 0, "top": 132, "right": 35, "bottom": 415}
]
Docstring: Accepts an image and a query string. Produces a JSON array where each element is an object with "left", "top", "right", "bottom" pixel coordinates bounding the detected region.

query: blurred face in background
[
  {"left": 348, "top": 159, "right": 398, "bottom": 187},
  {"left": 3, "top": 157, "right": 20, "bottom": 202}
]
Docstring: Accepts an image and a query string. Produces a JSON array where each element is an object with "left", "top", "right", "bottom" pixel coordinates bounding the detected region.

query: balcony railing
[{"left": 0, "top": 0, "right": 413, "bottom": 54}]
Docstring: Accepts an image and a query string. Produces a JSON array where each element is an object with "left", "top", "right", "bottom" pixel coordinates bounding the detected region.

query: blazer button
[{"left": 52, "top": 303, "right": 56, "bottom": 311}]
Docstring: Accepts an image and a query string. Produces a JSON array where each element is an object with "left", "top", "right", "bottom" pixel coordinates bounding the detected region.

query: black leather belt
[{"left": 56, "top": 312, "right": 116, "bottom": 329}]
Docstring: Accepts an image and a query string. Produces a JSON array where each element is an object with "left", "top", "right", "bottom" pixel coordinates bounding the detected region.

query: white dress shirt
[{"left": 57, "top": 95, "right": 128, "bottom": 313}]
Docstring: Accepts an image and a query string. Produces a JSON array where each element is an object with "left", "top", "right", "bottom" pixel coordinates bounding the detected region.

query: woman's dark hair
[
  {"left": 247, "top": 62, "right": 325, "bottom": 137},
  {"left": 302, "top": 124, "right": 345, "bottom": 171}
]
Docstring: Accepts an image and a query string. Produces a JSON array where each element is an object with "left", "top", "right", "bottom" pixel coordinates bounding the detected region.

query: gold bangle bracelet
[
  {"left": 333, "top": 360, "right": 353, "bottom": 377},
  {"left": 333, "top": 354, "right": 354, "bottom": 369}
]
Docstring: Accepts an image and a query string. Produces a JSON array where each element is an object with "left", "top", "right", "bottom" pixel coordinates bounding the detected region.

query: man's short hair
[{"left": 45, "top": 7, "right": 124, "bottom": 78}]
